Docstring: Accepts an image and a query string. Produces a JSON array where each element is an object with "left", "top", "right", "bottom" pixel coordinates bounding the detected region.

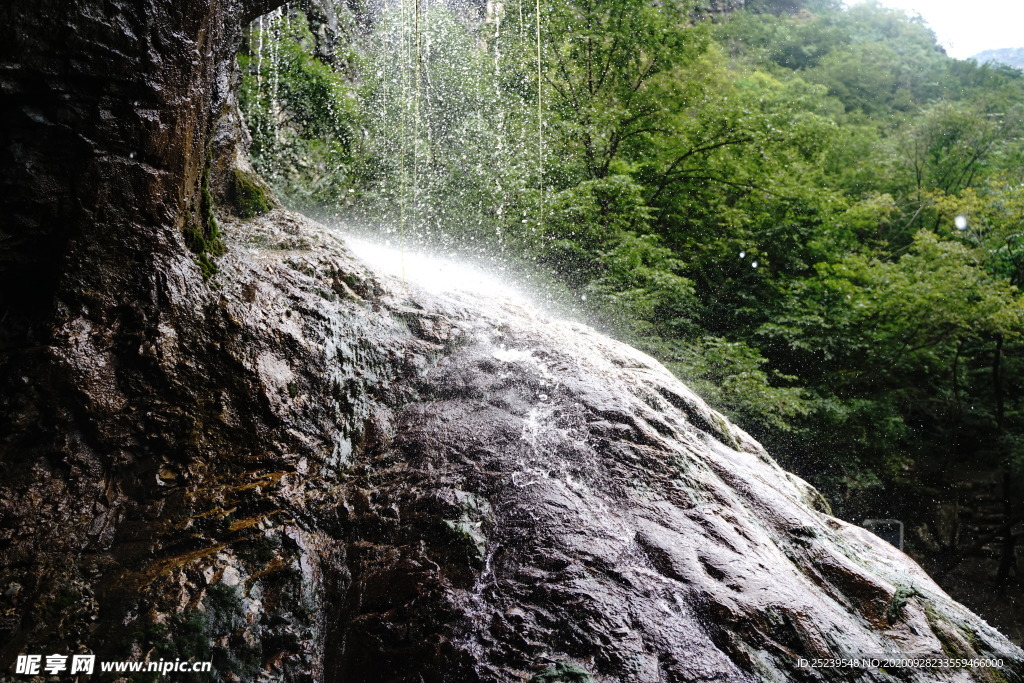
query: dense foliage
[{"left": 238, "top": 0, "right": 1024, "bottom": 533}]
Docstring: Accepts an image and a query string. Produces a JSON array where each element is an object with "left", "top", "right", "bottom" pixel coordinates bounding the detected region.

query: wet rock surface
[
  {"left": 1, "top": 2, "right": 1022, "bottom": 681},
  {"left": 5, "top": 206, "right": 1021, "bottom": 681}
]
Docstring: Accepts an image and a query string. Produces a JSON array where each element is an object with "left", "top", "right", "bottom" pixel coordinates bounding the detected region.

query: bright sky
[{"left": 844, "top": 0, "right": 1024, "bottom": 60}]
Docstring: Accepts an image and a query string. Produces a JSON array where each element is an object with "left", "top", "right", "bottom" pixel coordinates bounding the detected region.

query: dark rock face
[
  {"left": 0, "top": 0, "right": 278, "bottom": 347},
  {"left": 0, "top": 0, "right": 289, "bottom": 674},
  {"left": 1, "top": 2, "right": 1023, "bottom": 682},
  {"left": 232, "top": 217, "right": 1024, "bottom": 682}
]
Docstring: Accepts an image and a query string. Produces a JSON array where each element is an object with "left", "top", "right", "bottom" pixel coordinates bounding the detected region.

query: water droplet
[
  {"left": 739, "top": 251, "right": 746, "bottom": 258},
  {"left": 751, "top": 261, "right": 759, "bottom": 268},
  {"left": 955, "top": 215, "right": 968, "bottom": 230},
  {"left": 129, "top": 152, "right": 135, "bottom": 159},
  {"left": 538, "top": 393, "right": 548, "bottom": 401},
  {"left": 580, "top": 294, "right": 587, "bottom": 301}
]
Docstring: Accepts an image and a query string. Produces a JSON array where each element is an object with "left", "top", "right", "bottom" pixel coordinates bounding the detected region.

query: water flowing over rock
[
  {"left": 232, "top": 215, "right": 1024, "bottom": 681},
  {"left": 1, "top": 1, "right": 1022, "bottom": 681},
  {"left": 8, "top": 205, "right": 1020, "bottom": 680}
]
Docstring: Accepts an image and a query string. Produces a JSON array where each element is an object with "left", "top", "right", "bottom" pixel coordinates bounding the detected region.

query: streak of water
[{"left": 343, "top": 235, "right": 532, "bottom": 303}]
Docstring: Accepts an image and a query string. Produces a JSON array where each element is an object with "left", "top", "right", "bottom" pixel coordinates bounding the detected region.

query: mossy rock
[
  {"left": 887, "top": 585, "right": 919, "bottom": 624},
  {"left": 531, "top": 662, "right": 595, "bottom": 683},
  {"left": 441, "top": 519, "right": 488, "bottom": 568},
  {"left": 185, "top": 163, "right": 227, "bottom": 279},
  {"left": 232, "top": 168, "right": 274, "bottom": 219}
]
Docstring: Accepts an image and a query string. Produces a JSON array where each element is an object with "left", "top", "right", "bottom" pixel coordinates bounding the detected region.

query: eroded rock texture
[
  {"left": 1, "top": 2, "right": 1023, "bottom": 682},
  {"left": 4, "top": 203, "right": 1021, "bottom": 680}
]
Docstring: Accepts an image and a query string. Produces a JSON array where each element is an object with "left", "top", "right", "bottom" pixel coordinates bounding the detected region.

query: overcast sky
[{"left": 844, "top": 0, "right": 1024, "bottom": 59}]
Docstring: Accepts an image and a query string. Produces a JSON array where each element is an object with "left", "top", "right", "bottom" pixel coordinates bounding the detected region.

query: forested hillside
[{"left": 237, "top": 0, "right": 1024, "bottom": 633}]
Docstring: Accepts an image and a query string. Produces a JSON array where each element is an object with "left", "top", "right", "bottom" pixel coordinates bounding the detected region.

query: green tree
[{"left": 759, "top": 231, "right": 1024, "bottom": 504}]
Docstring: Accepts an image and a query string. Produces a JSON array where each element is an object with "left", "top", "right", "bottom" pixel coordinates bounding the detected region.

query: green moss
[
  {"left": 531, "top": 662, "right": 595, "bottom": 683},
  {"left": 331, "top": 269, "right": 366, "bottom": 294},
  {"left": 185, "top": 163, "right": 227, "bottom": 280},
  {"left": 155, "top": 613, "right": 211, "bottom": 662},
  {"left": 710, "top": 413, "right": 741, "bottom": 449},
  {"left": 923, "top": 603, "right": 972, "bottom": 658},
  {"left": 205, "top": 584, "right": 262, "bottom": 681},
  {"left": 121, "top": 611, "right": 212, "bottom": 683},
  {"left": 887, "top": 585, "right": 919, "bottom": 624},
  {"left": 232, "top": 168, "right": 273, "bottom": 218},
  {"left": 204, "top": 583, "right": 246, "bottom": 634},
  {"left": 804, "top": 487, "right": 833, "bottom": 515},
  {"left": 442, "top": 519, "right": 488, "bottom": 567},
  {"left": 122, "top": 584, "right": 260, "bottom": 682},
  {"left": 248, "top": 534, "right": 283, "bottom": 564},
  {"left": 37, "top": 584, "right": 83, "bottom": 628}
]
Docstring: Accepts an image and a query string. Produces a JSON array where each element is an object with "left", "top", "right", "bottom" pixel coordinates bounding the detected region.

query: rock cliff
[
  {"left": 2, "top": 204, "right": 1023, "bottom": 679},
  {"left": 1, "top": 2, "right": 1023, "bottom": 682}
]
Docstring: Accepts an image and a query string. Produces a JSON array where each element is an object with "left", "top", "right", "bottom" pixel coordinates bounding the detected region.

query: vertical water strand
[
  {"left": 421, "top": 0, "right": 431, "bottom": 238},
  {"left": 515, "top": 0, "right": 527, "bottom": 234},
  {"left": 493, "top": 0, "right": 505, "bottom": 246},
  {"left": 535, "top": 0, "right": 543, "bottom": 234},
  {"left": 399, "top": 0, "right": 409, "bottom": 283},
  {"left": 513, "top": 0, "right": 524, "bottom": 221},
  {"left": 255, "top": 15, "right": 264, "bottom": 145},
  {"left": 413, "top": 0, "right": 422, "bottom": 243},
  {"left": 474, "top": 9, "right": 487, "bottom": 238},
  {"left": 427, "top": 0, "right": 441, "bottom": 238},
  {"left": 270, "top": 6, "right": 282, "bottom": 148},
  {"left": 280, "top": 4, "right": 291, "bottom": 163}
]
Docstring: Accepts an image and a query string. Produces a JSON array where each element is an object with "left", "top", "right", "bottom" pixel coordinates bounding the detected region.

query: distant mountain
[{"left": 971, "top": 47, "right": 1024, "bottom": 69}]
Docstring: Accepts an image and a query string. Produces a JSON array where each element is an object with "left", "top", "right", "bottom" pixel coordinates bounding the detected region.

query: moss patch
[
  {"left": 441, "top": 519, "right": 488, "bottom": 568},
  {"left": 121, "top": 583, "right": 261, "bottom": 682},
  {"left": 886, "top": 585, "right": 919, "bottom": 624},
  {"left": 232, "top": 168, "right": 273, "bottom": 219},
  {"left": 531, "top": 662, "right": 595, "bottom": 683},
  {"left": 185, "top": 164, "right": 227, "bottom": 280}
]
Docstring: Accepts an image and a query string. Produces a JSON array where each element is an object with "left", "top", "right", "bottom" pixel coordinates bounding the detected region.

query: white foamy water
[{"left": 342, "top": 235, "right": 533, "bottom": 304}]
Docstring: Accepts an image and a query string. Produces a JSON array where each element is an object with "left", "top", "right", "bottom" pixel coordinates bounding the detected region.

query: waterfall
[
  {"left": 535, "top": 0, "right": 543, "bottom": 233},
  {"left": 255, "top": 14, "right": 264, "bottom": 143},
  {"left": 270, "top": 7, "right": 282, "bottom": 146},
  {"left": 247, "top": 7, "right": 289, "bottom": 179},
  {"left": 242, "top": 0, "right": 549, "bottom": 254},
  {"left": 352, "top": 0, "right": 546, "bottom": 254}
]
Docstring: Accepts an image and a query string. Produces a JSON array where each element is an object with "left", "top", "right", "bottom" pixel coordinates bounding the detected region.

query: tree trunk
[{"left": 992, "top": 335, "right": 1018, "bottom": 588}]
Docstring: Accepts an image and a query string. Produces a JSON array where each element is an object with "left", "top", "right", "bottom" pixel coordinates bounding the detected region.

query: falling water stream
[
  {"left": 369, "top": 0, "right": 545, "bottom": 247},
  {"left": 247, "top": 0, "right": 548, "bottom": 265}
]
